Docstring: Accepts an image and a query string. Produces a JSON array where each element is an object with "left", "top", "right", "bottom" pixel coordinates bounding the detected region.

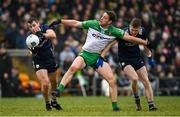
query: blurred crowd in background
[{"left": 0, "top": 0, "right": 180, "bottom": 97}]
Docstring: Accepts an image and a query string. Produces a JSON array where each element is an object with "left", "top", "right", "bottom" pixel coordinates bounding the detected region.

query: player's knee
[
  {"left": 41, "top": 80, "right": 50, "bottom": 88},
  {"left": 133, "top": 74, "right": 139, "bottom": 81},
  {"left": 41, "top": 85, "right": 49, "bottom": 93},
  {"left": 107, "top": 77, "right": 116, "bottom": 86},
  {"left": 142, "top": 79, "right": 151, "bottom": 88},
  {"left": 69, "top": 65, "right": 79, "bottom": 73}
]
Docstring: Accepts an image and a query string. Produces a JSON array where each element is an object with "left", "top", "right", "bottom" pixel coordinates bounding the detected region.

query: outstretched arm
[
  {"left": 61, "top": 19, "right": 82, "bottom": 28},
  {"left": 49, "top": 19, "right": 82, "bottom": 28},
  {"left": 123, "top": 32, "right": 148, "bottom": 46},
  {"left": 101, "top": 40, "right": 118, "bottom": 58}
]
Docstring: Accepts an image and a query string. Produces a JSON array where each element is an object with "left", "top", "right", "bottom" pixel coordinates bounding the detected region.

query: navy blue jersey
[
  {"left": 27, "top": 24, "right": 58, "bottom": 73},
  {"left": 118, "top": 27, "right": 147, "bottom": 60},
  {"left": 27, "top": 24, "right": 54, "bottom": 59}
]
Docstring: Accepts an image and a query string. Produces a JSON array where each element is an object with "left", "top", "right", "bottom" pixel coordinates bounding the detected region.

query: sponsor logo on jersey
[{"left": 92, "top": 33, "right": 111, "bottom": 40}]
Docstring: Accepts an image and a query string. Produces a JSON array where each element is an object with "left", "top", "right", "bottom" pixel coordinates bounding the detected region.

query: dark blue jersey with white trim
[
  {"left": 27, "top": 24, "right": 58, "bottom": 72},
  {"left": 27, "top": 24, "right": 55, "bottom": 61},
  {"left": 118, "top": 27, "right": 147, "bottom": 60}
]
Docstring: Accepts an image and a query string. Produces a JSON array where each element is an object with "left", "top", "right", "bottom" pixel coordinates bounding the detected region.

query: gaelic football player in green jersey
[{"left": 50, "top": 11, "right": 152, "bottom": 111}]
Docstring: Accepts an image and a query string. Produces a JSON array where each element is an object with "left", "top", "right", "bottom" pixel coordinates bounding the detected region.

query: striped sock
[
  {"left": 148, "top": 101, "right": 155, "bottom": 108},
  {"left": 46, "top": 101, "right": 50, "bottom": 104},
  {"left": 133, "top": 93, "right": 140, "bottom": 101}
]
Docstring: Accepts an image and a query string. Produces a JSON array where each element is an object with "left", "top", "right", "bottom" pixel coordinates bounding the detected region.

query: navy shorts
[
  {"left": 119, "top": 57, "right": 145, "bottom": 71},
  {"left": 32, "top": 57, "right": 58, "bottom": 73}
]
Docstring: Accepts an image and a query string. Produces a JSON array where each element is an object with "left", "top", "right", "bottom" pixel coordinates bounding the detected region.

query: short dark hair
[
  {"left": 106, "top": 11, "right": 117, "bottom": 23},
  {"left": 27, "top": 17, "right": 38, "bottom": 24},
  {"left": 130, "top": 18, "right": 141, "bottom": 28}
]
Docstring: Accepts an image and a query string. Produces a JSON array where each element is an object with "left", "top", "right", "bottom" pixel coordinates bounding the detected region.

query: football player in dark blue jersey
[
  {"left": 101, "top": 18, "right": 157, "bottom": 111},
  {"left": 27, "top": 17, "right": 62, "bottom": 111}
]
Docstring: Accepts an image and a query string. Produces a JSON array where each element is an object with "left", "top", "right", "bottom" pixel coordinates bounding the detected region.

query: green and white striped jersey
[{"left": 81, "top": 20, "right": 125, "bottom": 53}]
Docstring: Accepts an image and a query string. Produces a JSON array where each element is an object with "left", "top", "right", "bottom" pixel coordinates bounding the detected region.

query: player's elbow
[
  {"left": 51, "top": 33, "right": 56, "bottom": 39},
  {"left": 72, "top": 20, "right": 81, "bottom": 27},
  {"left": 46, "top": 30, "right": 56, "bottom": 39}
]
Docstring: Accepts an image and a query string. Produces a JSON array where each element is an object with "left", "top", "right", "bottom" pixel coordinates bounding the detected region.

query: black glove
[
  {"left": 147, "top": 40, "right": 153, "bottom": 52},
  {"left": 35, "top": 31, "right": 45, "bottom": 41},
  {"left": 49, "top": 19, "right": 61, "bottom": 28}
]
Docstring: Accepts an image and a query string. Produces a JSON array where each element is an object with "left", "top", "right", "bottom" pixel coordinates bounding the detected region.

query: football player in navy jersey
[
  {"left": 26, "top": 17, "right": 62, "bottom": 111},
  {"left": 101, "top": 18, "right": 157, "bottom": 111}
]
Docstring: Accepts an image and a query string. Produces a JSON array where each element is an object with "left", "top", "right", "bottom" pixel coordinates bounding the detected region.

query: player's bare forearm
[
  {"left": 61, "top": 19, "right": 82, "bottom": 28},
  {"left": 101, "top": 40, "right": 117, "bottom": 57},
  {"left": 44, "top": 29, "right": 57, "bottom": 40},
  {"left": 123, "top": 32, "right": 147, "bottom": 46}
]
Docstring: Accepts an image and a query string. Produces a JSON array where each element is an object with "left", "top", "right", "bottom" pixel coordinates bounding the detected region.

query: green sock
[
  {"left": 57, "top": 84, "right": 65, "bottom": 94},
  {"left": 112, "top": 102, "right": 118, "bottom": 109}
]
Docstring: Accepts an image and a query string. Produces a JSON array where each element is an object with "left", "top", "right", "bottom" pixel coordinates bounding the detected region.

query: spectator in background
[
  {"left": 175, "top": 52, "right": 180, "bottom": 76},
  {"left": 59, "top": 44, "right": 76, "bottom": 75},
  {"left": 84, "top": 67, "right": 97, "bottom": 95},
  {"left": 117, "top": 71, "right": 131, "bottom": 96},
  {"left": 11, "top": 67, "right": 24, "bottom": 97},
  {"left": 47, "top": 3, "right": 61, "bottom": 24},
  {"left": 101, "top": 79, "right": 110, "bottom": 96},
  {"left": 0, "top": 44, "right": 14, "bottom": 97},
  {"left": 5, "top": 22, "right": 18, "bottom": 48},
  {"left": 15, "top": 28, "right": 27, "bottom": 49}
]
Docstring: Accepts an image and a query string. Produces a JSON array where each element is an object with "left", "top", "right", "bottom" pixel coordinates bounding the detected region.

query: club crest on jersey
[
  {"left": 36, "top": 64, "right": 40, "bottom": 69},
  {"left": 121, "top": 62, "right": 125, "bottom": 66}
]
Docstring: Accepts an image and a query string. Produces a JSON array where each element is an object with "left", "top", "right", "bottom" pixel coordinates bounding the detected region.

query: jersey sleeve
[
  {"left": 82, "top": 20, "right": 99, "bottom": 29},
  {"left": 40, "top": 24, "right": 50, "bottom": 33},
  {"left": 113, "top": 28, "right": 125, "bottom": 39}
]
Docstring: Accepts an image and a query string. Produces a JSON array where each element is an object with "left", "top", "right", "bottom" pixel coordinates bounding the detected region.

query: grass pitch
[{"left": 0, "top": 96, "right": 180, "bottom": 116}]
